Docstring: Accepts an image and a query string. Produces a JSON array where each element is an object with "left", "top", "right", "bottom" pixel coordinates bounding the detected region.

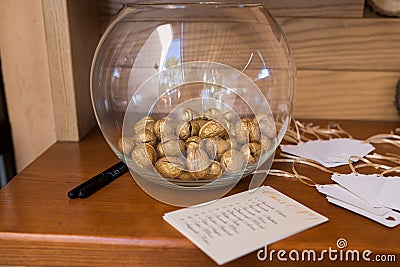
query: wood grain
[
  {"left": 0, "top": 0, "right": 57, "bottom": 171},
  {"left": 295, "top": 70, "right": 400, "bottom": 121},
  {"left": 66, "top": 0, "right": 99, "bottom": 138},
  {"left": 97, "top": 0, "right": 365, "bottom": 25},
  {"left": 42, "top": 0, "right": 99, "bottom": 141},
  {"left": 264, "top": 0, "right": 364, "bottom": 18},
  {"left": 0, "top": 122, "right": 399, "bottom": 266},
  {"left": 98, "top": 8, "right": 400, "bottom": 72},
  {"left": 42, "top": 0, "right": 80, "bottom": 141},
  {"left": 278, "top": 17, "right": 400, "bottom": 71}
]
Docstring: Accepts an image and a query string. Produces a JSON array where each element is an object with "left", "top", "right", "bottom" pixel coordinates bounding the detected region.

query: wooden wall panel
[
  {"left": 278, "top": 18, "right": 400, "bottom": 71},
  {"left": 42, "top": 0, "right": 80, "bottom": 141},
  {"left": 97, "top": 2, "right": 400, "bottom": 72},
  {"left": 295, "top": 70, "right": 400, "bottom": 121},
  {"left": 0, "top": 0, "right": 57, "bottom": 172},
  {"left": 92, "top": 1, "right": 400, "bottom": 121},
  {"left": 42, "top": 0, "right": 99, "bottom": 141},
  {"left": 263, "top": 0, "right": 364, "bottom": 18},
  {"left": 97, "top": 0, "right": 364, "bottom": 22},
  {"left": 66, "top": 0, "right": 99, "bottom": 138}
]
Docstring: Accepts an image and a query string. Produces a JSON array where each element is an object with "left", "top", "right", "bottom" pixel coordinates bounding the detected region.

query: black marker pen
[{"left": 68, "top": 161, "right": 128, "bottom": 199}]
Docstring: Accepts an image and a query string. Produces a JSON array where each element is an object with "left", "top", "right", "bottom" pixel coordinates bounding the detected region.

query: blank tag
[
  {"left": 281, "top": 139, "right": 375, "bottom": 168},
  {"left": 332, "top": 173, "right": 400, "bottom": 210},
  {"left": 316, "top": 184, "right": 390, "bottom": 216},
  {"left": 327, "top": 197, "right": 400, "bottom": 228}
]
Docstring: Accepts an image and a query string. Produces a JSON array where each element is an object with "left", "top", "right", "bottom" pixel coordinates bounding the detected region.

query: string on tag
[
  {"left": 346, "top": 132, "right": 400, "bottom": 175},
  {"left": 268, "top": 155, "right": 338, "bottom": 187},
  {"left": 366, "top": 153, "right": 400, "bottom": 165},
  {"left": 271, "top": 119, "right": 400, "bottom": 186},
  {"left": 347, "top": 156, "right": 391, "bottom": 175},
  {"left": 282, "top": 119, "right": 353, "bottom": 144},
  {"left": 365, "top": 133, "right": 400, "bottom": 149}
]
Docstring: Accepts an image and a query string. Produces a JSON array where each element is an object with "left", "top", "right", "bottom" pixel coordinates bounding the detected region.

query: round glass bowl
[{"left": 90, "top": 2, "right": 296, "bottom": 206}]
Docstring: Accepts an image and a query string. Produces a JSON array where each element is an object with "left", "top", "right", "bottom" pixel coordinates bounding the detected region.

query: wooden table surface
[{"left": 0, "top": 120, "right": 399, "bottom": 267}]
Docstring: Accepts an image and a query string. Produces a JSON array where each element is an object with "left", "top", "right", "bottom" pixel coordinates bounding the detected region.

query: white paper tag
[
  {"left": 331, "top": 173, "right": 400, "bottom": 210},
  {"left": 316, "top": 184, "right": 391, "bottom": 216},
  {"left": 163, "top": 186, "right": 328, "bottom": 265},
  {"left": 280, "top": 139, "right": 375, "bottom": 168},
  {"left": 326, "top": 196, "right": 400, "bottom": 228}
]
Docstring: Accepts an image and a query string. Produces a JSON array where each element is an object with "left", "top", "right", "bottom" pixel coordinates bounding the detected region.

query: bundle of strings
[{"left": 268, "top": 119, "right": 400, "bottom": 187}]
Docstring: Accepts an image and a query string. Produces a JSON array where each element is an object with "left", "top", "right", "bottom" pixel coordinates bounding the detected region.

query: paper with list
[{"left": 163, "top": 186, "right": 328, "bottom": 265}]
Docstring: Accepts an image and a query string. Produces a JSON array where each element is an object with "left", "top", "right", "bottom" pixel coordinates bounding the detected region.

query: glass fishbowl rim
[{"left": 126, "top": 2, "right": 265, "bottom": 9}]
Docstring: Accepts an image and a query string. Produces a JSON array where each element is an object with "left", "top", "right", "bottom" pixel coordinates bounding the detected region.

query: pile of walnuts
[{"left": 118, "top": 109, "right": 275, "bottom": 181}]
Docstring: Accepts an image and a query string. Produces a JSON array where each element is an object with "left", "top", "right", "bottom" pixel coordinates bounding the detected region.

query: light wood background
[
  {"left": 0, "top": 0, "right": 57, "bottom": 171},
  {"left": 1, "top": 0, "right": 399, "bottom": 172},
  {"left": 97, "top": 0, "right": 400, "bottom": 121}
]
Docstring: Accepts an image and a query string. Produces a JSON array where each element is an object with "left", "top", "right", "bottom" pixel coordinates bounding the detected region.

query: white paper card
[
  {"left": 163, "top": 186, "right": 328, "bottom": 265},
  {"left": 281, "top": 139, "right": 375, "bottom": 168},
  {"left": 326, "top": 197, "right": 400, "bottom": 228},
  {"left": 316, "top": 184, "right": 391, "bottom": 216},
  {"left": 331, "top": 173, "right": 400, "bottom": 210}
]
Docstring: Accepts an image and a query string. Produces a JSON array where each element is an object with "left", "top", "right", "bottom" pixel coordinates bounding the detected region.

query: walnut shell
[
  {"left": 178, "top": 121, "right": 191, "bottom": 140},
  {"left": 177, "top": 171, "right": 192, "bottom": 180},
  {"left": 235, "top": 118, "right": 261, "bottom": 143},
  {"left": 117, "top": 137, "right": 136, "bottom": 155},
  {"left": 248, "top": 142, "right": 262, "bottom": 157},
  {"left": 179, "top": 108, "right": 199, "bottom": 122},
  {"left": 204, "top": 108, "right": 224, "bottom": 121},
  {"left": 189, "top": 120, "right": 201, "bottom": 137},
  {"left": 255, "top": 114, "right": 275, "bottom": 139},
  {"left": 177, "top": 120, "right": 203, "bottom": 140},
  {"left": 223, "top": 111, "right": 235, "bottom": 122},
  {"left": 248, "top": 121, "right": 261, "bottom": 143},
  {"left": 225, "top": 136, "right": 239, "bottom": 149},
  {"left": 220, "top": 149, "right": 247, "bottom": 174},
  {"left": 203, "top": 137, "right": 230, "bottom": 161},
  {"left": 185, "top": 136, "right": 202, "bottom": 149},
  {"left": 191, "top": 161, "right": 223, "bottom": 179},
  {"left": 154, "top": 117, "right": 175, "bottom": 139},
  {"left": 199, "top": 120, "right": 226, "bottom": 139},
  {"left": 131, "top": 143, "right": 157, "bottom": 169},
  {"left": 155, "top": 157, "right": 185, "bottom": 178},
  {"left": 156, "top": 137, "right": 185, "bottom": 158},
  {"left": 133, "top": 129, "right": 157, "bottom": 147},
  {"left": 240, "top": 143, "right": 260, "bottom": 164},
  {"left": 134, "top": 116, "right": 155, "bottom": 134},
  {"left": 186, "top": 146, "right": 210, "bottom": 173},
  {"left": 240, "top": 144, "right": 256, "bottom": 164},
  {"left": 193, "top": 118, "right": 208, "bottom": 129},
  {"left": 260, "top": 135, "right": 272, "bottom": 152},
  {"left": 208, "top": 161, "right": 224, "bottom": 179}
]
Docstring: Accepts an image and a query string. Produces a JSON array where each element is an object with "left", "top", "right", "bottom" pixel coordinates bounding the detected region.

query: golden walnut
[
  {"left": 191, "top": 161, "right": 223, "bottom": 180},
  {"left": 117, "top": 137, "right": 135, "bottom": 155},
  {"left": 186, "top": 146, "right": 210, "bottom": 173},
  {"left": 220, "top": 149, "right": 247, "bottom": 174},
  {"left": 179, "top": 108, "right": 199, "bottom": 122},
  {"left": 134, "top": 116, "right": 155, "bottom": 134},
  {"left": 155, "top": 157, "right": 185, "bottom": 179},
  {"left": 156, "top": 135, "right": 185, "bottom": 157},
  {"left": 185, "top": 136, "right": 202, "bottom": 149},
  {"left": 124, "top": 110, "right": 275, "bottom": 182},
  {"left": 239, "top": 144, "right": 256, "bottom": 165},
  {"left": 203, "top": 137, "right": 231, "bottom": 161},
  {"left": 131, "top": 143, "right": 157, "bottom": 169},
  {"left": 255, "top": 113, "right": 275, "bottom": 139},
  {"left": 235, "top": 118, "right": 261, "bottom": 144},
  {"left": 133, "top": 129, "right": 157, "bottom": 147},
  {"left": 199, "top": 120, "right": 227, "bottom": 139},
  {"left": 154, "top": 117, "right": 175, "bottom": 139}
]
